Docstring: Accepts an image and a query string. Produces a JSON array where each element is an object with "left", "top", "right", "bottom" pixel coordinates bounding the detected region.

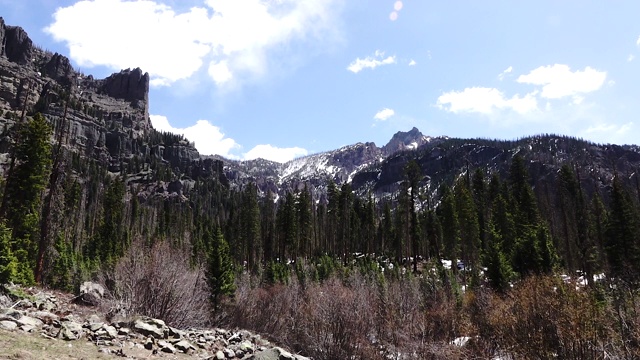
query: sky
[{"left": 2, "top": 0, "right": 640, "bottom": 162}]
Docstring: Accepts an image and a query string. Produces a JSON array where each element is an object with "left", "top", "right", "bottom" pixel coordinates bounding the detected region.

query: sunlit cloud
[
  {"left": 628, "top": 54, "right": 635, "bottom": 62},
  {"left": 244, "top": 144, "right": 308, "bottom": 163},
  {"left": 347, "top": 50, "right": 396, "bottom": 73},
  {"left": 45, "top": 0, "right": 343, "bottom": 88},
  {"left": 374, "top": 108, "right": 395, "bottom": 121},
  {"left": 150, "top": 115, "right": 240, "bottom": 158},
  {"left": 517, "top": 64, "right": 607, "bottom": 100},
  {"left": 580, "top": 122, "right": 634, "bottom": 144},
  {"left": 408, "top": 59, "right": 417, "bottom": 66},
  {"left": 390, "top": 1, "right": 403, "bottom": 21},
  {"left": 437, "top": 87, "right": 538, "bottom": 115},
  {"left": 498, "top": 66, "right": 513, "bottom": 81}
]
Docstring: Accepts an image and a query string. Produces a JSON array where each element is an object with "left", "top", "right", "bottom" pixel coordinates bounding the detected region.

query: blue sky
[{"left": 2, "top": 0, "right": 640, "bottom": 162}]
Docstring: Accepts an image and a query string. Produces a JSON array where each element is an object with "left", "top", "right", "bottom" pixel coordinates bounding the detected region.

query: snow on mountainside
[{"left": 215, "top": 128, "right": 434, "bottom": 196}]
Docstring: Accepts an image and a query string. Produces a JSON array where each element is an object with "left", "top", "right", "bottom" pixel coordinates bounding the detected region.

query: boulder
[
  {"left": 157, "top": 340, "right": 176, "bottom": 353},
  {"left": 174, "top": 339, "right": 195, "bottom": 353},
  {"left": 132, "top": 317, "right": 168, "bottom": 339},
  {"left": 60, "top": 320, "right": 84, "bottom": 340},
  {"left": 77, "top": 281, "right": 105, "bottom": 306},
  {"left": 0, "top": 319, "right": 17, "bottom": 330}
]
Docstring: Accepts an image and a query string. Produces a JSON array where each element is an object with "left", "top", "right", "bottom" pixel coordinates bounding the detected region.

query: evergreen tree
[
  {"left": 0, "top": 222, "right": 17, "bottom": 284},
  {"left": 207, "top": 228, "right": 236, "bottom": 311},
  {"left": 240, "top": 183, "right": 261, "bottom": 271},
  {"left": 439, "top": 184, "right": 460, "bottom": 273},
  {"left": 483, "top": 224, "right": 514, "bottom": 293},
  {"left": 605, "top": 176, "right": 640, "bottom": 283},
  {"left": 455, "top": 179, "right": 480, "bottom": 282},
  {"left": 1, "top": 113, "right": 52, "bottom": 284}
]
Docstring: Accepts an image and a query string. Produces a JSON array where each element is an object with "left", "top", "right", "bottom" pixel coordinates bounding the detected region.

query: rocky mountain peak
[{"left": 382, "top": 126, "right": 430, "bottom": 156}]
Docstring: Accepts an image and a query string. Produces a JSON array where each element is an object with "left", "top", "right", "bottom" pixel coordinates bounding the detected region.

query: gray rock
[
  {"left": 224, "top": 348, "right": 236, "bottom": 358},
  {"left": 174, "top": 339, "right": 194, "bottom": 353},
  {"left": 157, "top": 340, "right": 176, "bottom": 353},
  {"left": 132, "top": 317, "right": 168, "bottom": 339},
  {"left": 17, "top": 315, "right": 43, "bottom": 328},
  {"left": 249, "top": 348, "right": 309, "bottom": 360},
  {"left": 31, "top": 311, "right": 58, "bottom": 323},
  {"left": 59, "top": 320, "right": 83, "bottom": 341},
  {"left": 0, "top": 319, "right": 17, "bottom": 330},
  {"left": 77, "top": 281, "right": 105, "bottom": 306},
  {"left": 0, "top": 308, "right": 22, "bottom": 321},
  {"left": 215, "top": 350, "right": 225, "bottom": 360}
]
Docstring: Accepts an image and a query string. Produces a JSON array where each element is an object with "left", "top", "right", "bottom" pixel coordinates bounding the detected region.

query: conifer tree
[
  {"left": 483, "top": 224, "right": 514, "bottom": 293},
  {"left": 439, "top": 184, "right": 460, "bottom": 273},
  {"left": 1, "top": 113, "right": 52, "bottom": 284},
  {"left": 0, "top": 222, "right": 17, "bottom": 284},
  {"left": 605, "top": 176, "right": 640, "bottom": 283},
  {"left": 240, "top": 183, "right": 261, "bottom": 271},
  {"left": 207, "top": 227, "right": 236, "bottom": 311}
]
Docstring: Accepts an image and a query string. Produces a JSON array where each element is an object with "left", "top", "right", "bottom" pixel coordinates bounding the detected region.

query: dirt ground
[{"left": 0, "top": 329, "right": 197, "bottom": 360}]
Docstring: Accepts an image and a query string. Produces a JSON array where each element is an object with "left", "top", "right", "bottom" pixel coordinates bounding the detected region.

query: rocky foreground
[{"left": 0, "top": 285, "right": 308, "bottom": 360}]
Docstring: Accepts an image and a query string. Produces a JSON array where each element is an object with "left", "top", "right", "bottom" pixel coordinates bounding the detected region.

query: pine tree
[
  {"left": 1, "top": 113, "right": 52, "bottom": 284},
  {"left": 439, "top": 184, "right": 460, "bottom": 273},
  {"left": 483, "top": 224, "right": 514, "bottom": 293},
  {"left": 0, "top": 222, "right": 17, "bottom": 284},
  {"left": 605, "top": 176, "right": 640, "bottom": 283},
  {"left": 455, "top": 179, "right": 480, "bottom": 280},
  {"left": 240, "top": 183, "right": 261, "bottom": 271},
  {"left": 207, "top": 228, "right": 236, "bottom": 311}
]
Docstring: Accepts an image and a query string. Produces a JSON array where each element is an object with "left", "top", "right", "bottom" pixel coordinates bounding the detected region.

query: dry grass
[{"left": 0, "top": 328, "right": 191, "bottom": 360}]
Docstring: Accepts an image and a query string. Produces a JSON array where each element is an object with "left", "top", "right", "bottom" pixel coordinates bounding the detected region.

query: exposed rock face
[
  {"left": 43, "top": 53, "right": 75, "bottom": 87},
  {"left": 0, "top": 18, "right": 33, "bottom": 65},
  {"left": 382, "top": 126, "right": 436, "bottom": 156},
  {"left": 100, "top": 67, "right": 149, "bottom": 105}
]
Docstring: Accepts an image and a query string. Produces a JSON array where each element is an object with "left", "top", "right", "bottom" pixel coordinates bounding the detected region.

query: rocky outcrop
[
  {"left": 43, "top": 53, "right": 75, "bottom": 87},
  {"left": 99, "top": 67, "right": 149, "bottom": 106},
  {"left": 0, "top": 17, "right": 34, "bottom": 65},
  {"left": 0, "top": 285, "right": 310, "bottom": 359}
]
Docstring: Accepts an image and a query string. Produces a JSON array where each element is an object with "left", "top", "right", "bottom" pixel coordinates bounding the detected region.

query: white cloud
[
  {"left": 498, "top": 66, "right": 513, "bottom": 80},
  {"left": 347, "top": 50, "right": 396, "bottom": 73},
  {"left": 408, "top": 59, "right": 417, "bottom": 66},
  {"left": 637, "top": 35, "right": 640, "bottom": 46},
  {"left": 150, "top": 115, "right": 240, "bottom": 158},
  {"left": 628, "top": 54, "right": 635, "bottom": 62},
  {"left": 150, "top": 115, "right": 307, "bottom": 162},
  {"left": 437, "top": 87, "right": 538, "bottom": 115},
  {"left": 45, "top": 0, "right": 342, "bottom": 87},
  {"left": 374, "top": 108, "right": 395, "bottom": 121},
  {"left": 517, "top": 64, "right": 607, "bottom": 99},
  {"left": 244, "top": 144, "right": 308, "bottom": 163},
  {"left": 580, "top": 122, "right": 634, "bottom": 144}
]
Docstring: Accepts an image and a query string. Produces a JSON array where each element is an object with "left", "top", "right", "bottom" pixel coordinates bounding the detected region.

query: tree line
[{"left": 1, "top": 112, "right": 640, "bottom": 298}]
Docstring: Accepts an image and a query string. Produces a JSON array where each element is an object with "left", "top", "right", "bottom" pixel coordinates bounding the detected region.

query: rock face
[
  {"left": 0, "top": 18, "right": 33, "bottom": 65},
  {"left": 99, "top": 67, "right": 149, "bottom": 105}
]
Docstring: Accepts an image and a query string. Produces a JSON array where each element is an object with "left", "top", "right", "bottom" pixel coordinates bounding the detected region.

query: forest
[{"left": 2, "top": 109, "right": 640, "bottom": 359}]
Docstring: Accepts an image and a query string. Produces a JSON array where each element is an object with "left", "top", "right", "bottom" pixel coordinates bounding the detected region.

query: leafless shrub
[
  {"left": 224, "top": 270, "right": 470, "bottom": 359},
  {"left": 101, "top": 241, "right": 211, "bottom": 328}
]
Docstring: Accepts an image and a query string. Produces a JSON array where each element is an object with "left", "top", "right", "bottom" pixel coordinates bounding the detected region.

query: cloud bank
[
  {"left": 150, "top": 115, "right": 307, "bottom": 163},
  {"left": 45, "top": 0, "right": 342, "bottom": 87}
]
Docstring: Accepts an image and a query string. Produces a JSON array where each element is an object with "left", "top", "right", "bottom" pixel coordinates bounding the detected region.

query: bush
[{"left": 101, "top": 240, "right": 210, "bottom": 328}]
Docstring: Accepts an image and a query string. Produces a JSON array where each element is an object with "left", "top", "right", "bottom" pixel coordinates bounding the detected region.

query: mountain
[{"left": 2, "top": 16, "right": 640, "bottom": 287}]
